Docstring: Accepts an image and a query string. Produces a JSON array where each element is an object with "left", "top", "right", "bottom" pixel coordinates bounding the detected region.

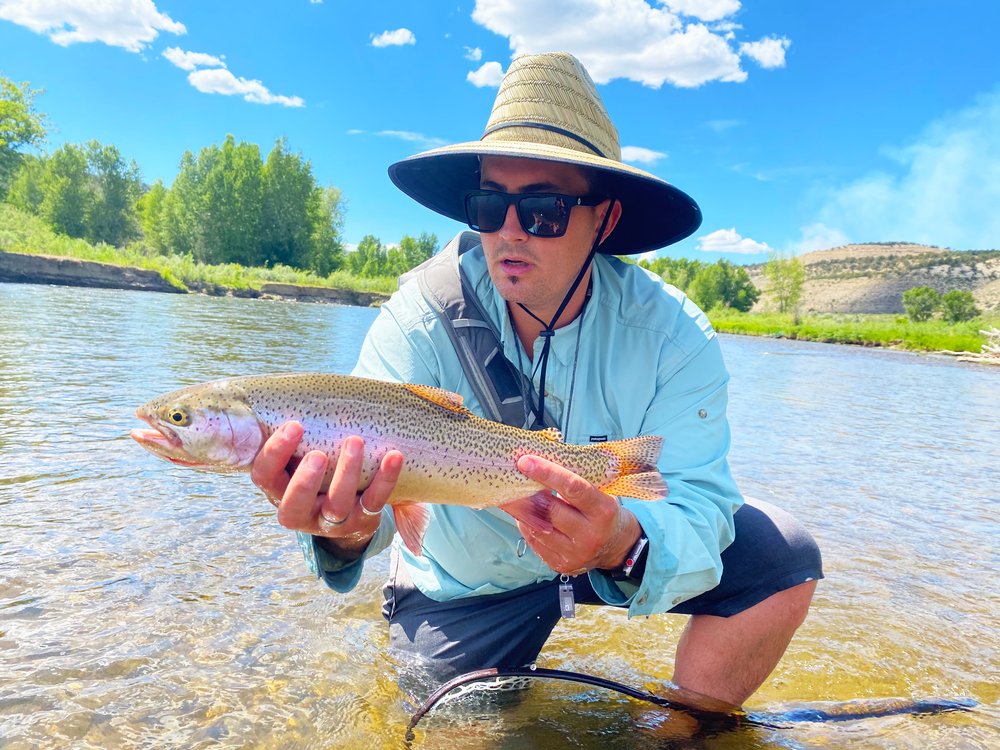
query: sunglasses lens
[
  {"left": 465, "top": 193, "right": 507, "bottom": 232},
  {"left": 518, "top": 196, "right": 570, "bottom": 237}
]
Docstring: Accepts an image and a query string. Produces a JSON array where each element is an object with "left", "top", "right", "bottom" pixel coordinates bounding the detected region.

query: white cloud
[
  {"left": 163, "top": 46, "right": 225, "bottom": 71},
  {"left": 0, "top": 0, "right": 185, "bottom": 51},
  {"left": 464, "top": 45, "right": 483, "bottom": 61},
  {"left": 187, "top": 68, "right": 305, "bottom": 107},
  {"left": 471, "top": 0, "right": 778, "bottom": 88},
  {"left": 740, "top": 36, "right": 790, "bottom": 69},
  {"left": 467, "top": 60, "right": 505, "bottom": 87},
  {"left": 697, "top": 227, "right": 771, "bottom": 254},
  {"left": 377, "top": 130, "right": 448, "bottom": 149},
  {"left": 791, "top": 223, "right": 850, "bottom": 254},
  {"left": 663, "top": 0, "right": 740, "bottom": 22},
  {"left": 621, "top": 145, "right": 666, "bottom": 164},
  {"left": 371, "top": 28, "right": 415, "bottom": 47},
  {"left": 810, "top": 86, "right": 1000, "bottom": 250}
]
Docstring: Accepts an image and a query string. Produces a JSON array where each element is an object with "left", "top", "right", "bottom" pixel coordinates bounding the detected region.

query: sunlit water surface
[{"left": 1, "top": 283, "right": 997, "bottom": 749}]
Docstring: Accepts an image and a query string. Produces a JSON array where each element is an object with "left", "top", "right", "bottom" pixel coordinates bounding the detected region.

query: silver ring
[
  {"left": 359, "top": 497, "right": 381, "bottom": 517},
  {"left": 318, "top": 511, "right": 348, "bottom": 528}
]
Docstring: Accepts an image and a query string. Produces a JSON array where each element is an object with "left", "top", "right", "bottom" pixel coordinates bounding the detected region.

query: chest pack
[{"left": 400, "top": 231, "right": 554, "bottom": 430}]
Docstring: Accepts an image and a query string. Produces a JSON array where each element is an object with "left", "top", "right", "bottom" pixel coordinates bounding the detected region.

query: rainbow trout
[{"left": 131, "top": 373, "right": 667, "bottom": 554}]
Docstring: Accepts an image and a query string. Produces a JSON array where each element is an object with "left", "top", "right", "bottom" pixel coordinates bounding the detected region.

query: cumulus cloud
[
  {"left": 371, "top": 28, "right": 415, "bottom": 47},
  {"left": 163, "top": 46, "right": 225, "bottom": 71},
  {"left": 467, "top": 61, "right": 505, "bottom": 87},
  {"left": 377, "top": 130, "right": 448, "bottom": 150},
  {"left": 663, "top": 0, "right": 741, "bottom": 22},
  {"left": 464, "top": 45, "right": 483, "bottom": 61},
  {"left": 621, "top": 145, "right": 666, "bottom": 165},
  {"left": 187, "top": 68, "right": 305, "bottom": 107},
  {"left": 470, "top": 0, "right": 788, "bottom": 88},
  {"left": 808, "top": 86, "right": 1000, "bottom": 250},
  {"left": 740, "top": 36, "right": 790, "bottom": 68},
  {"left": 697, "top": 227, "right": 771, "bottom": 254},
  {"left": 0, "top": 0, "right": 185, "bottom": 51}
]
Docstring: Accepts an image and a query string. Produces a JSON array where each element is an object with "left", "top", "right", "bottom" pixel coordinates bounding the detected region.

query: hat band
[{"left": 481, "top": 121, "right": 607, "bottom": 158}]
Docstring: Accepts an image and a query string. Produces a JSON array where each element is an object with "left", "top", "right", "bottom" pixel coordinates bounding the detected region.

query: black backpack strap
[{"left": 405, "top": 231, "right": 554, "bottom": 430}]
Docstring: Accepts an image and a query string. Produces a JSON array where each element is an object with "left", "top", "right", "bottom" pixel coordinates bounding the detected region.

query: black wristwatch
[{"left": 610, "top": 534, "right": 649, "bottom": 583}]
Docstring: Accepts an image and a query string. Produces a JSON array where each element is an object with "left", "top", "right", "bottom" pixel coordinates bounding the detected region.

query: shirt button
[
  {"left": 638, "top": 594, "right": 648, "bottom": 605},
  {"left": 672, "top": 596, "right": 683, "bottom": 605}
]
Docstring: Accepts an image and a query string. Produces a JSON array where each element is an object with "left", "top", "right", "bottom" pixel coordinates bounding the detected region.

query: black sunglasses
[{"left": 464, "top": 190, "right": 606, "bottom": 238}]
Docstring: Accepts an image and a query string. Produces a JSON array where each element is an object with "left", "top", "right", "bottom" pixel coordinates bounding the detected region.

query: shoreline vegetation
[{"left": 2, "top": 204, "right": 998, "bottom": 360}]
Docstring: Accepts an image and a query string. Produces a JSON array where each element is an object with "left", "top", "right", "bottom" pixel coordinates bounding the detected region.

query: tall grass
[
  {"left": 0, "top": 203, "right": 397, "bottom": 295},
  {"left": 708, "top": 308, "right": 996, "bottom": 354}
]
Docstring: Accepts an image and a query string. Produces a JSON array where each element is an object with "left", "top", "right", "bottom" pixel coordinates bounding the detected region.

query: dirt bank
[{"left": 0, "top": 251, "right": 388, "bottom": 307}]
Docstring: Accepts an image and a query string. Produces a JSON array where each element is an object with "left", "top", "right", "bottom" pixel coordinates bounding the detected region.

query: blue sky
[{"left": 1, "top": 1, "right": 998, "bottom": 264}]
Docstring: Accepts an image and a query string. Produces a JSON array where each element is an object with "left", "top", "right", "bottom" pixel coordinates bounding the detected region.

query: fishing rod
[{"left": 405, "top": 665, "right": 976, "bottom": 742}]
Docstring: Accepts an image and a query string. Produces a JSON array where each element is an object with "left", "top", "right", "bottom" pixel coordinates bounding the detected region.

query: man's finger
[
  {"left": 277, "top": 450, "right": 328, "bottom": 529},
  {"left": 320, "top": 436, "right": 367, "bottom": 521},
  {"left": 516, "top": 455, "right": 604, "bottom": 514},
  {"left": 251, "top": 422, "right": 303, "bottom": 492},
  {"left": 358, "top": 450, "right": 404, "bottom": 515}
]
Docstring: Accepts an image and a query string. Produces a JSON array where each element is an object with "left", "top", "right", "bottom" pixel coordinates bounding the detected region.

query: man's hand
[
  {"left": 250, "top": 421, "right": 403, "bottom": 561},
  {"left": 502, "top": 455, "right": 641, "bottom": 576}
]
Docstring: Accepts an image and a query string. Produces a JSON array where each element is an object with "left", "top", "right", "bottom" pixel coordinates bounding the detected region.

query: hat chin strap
[{"left": 517, "top": 204, "right": 614, "bottom": 427}]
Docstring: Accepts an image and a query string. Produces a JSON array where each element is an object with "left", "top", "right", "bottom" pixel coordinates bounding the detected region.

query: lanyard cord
[{"left": 516, "top": 205, "right": 613, "bottom": 427}]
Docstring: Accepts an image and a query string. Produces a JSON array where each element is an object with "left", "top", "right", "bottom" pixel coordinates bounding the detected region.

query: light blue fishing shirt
[{"left": 298, "top": 244, "right": 743, "bottom": 617}]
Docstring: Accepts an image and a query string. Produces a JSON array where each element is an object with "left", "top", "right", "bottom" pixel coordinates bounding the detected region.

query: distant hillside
[{"left": 746, "top": 243, "right": 1000, "bottom": 314}]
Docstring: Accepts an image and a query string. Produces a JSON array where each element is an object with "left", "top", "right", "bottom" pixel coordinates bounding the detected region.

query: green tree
[
  {"left": 307, "top": 185, "right": 346, "bottom": 275},
  {"left": 201, "top": 135, "right": 264, "bottom": 265},
  {"left": 940, "top": 290, "right": 979, "bottom": 324},
  {"left": 84, "top": 140, "right": 142, "bottom": 246},
  {"left": 347, "top": 234, "right": 388, "bottom": 277},
  {"left": 6, "top": 154, "right": 44, "bottom": 213},
  {"left": 901, "top": 286, "right": 941, "bottom": 322},
  {"left": 0, "top": 76, "right": 47, "bottom": 197},
  {"left": 764, "top": 253, "right": 806, "bottom": 313},
  {"left": 260, "top": 138, "right": 314, "bottom": 267},
  {"left": 38, "top": 144, "right": 90, "bottom": 238},
  {"left": 136, "top": 179, "right": 169, "bottom": 253},
  {"left": 161, "top": 148, "right": 216, "bottom": 258},
  {"left": 640, "top": 256, "right": 703, "bottom": 291}
]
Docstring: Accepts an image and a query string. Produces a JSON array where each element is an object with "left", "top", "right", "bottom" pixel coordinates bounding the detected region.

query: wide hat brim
[{"left": 388, "top": 140, "right": 702, "bottom": 255}]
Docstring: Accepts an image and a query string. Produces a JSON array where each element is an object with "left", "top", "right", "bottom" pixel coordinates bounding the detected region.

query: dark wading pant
[{"left": 381, "top": 497, "right": 823, "bottom": 682}]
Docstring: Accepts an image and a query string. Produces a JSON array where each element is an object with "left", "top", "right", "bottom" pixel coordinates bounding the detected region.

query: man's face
[{"left": 478, "top": 156, "right": 616, "bottom": 320}]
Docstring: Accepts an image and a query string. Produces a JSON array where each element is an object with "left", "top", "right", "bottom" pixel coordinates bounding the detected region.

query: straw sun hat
[{"left": 388, "top": 51, "right": 701, "bottom": 255}]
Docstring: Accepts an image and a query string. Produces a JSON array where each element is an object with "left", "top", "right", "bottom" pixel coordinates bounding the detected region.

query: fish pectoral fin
[
  {"left": 402, "top": 384, "right": 470, "bottom": 414},
  {"left": 392, "top": 503, "right": 431, "bottom": 556}
]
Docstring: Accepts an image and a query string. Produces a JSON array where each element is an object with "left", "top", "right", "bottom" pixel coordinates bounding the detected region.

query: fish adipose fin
[
  {"left": 402, "top": 384, "right": 470, "bottom": 415},
  {"left": 599, "top": 436, "right": 668, "bottom": 501},
  {"left": 393, "top": 502, "right": 431, "bottom": 555}
]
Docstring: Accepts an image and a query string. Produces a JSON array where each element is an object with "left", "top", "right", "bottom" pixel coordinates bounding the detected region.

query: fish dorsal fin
[
  {"left": 538, "top": 427, "right": 564, "bottom": 442},
  {"left": 402, "top": 383, "right": 469, "bottom": 414}
]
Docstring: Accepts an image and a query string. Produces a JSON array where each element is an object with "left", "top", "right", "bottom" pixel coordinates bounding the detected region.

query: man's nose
[{"left": 498, "top": 203, "right": 527, "bottom": 240}]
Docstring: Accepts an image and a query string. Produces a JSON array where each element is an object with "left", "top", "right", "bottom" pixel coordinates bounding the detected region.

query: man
[{"left": 252, "top": 52, "right": 821, "bottom": 707}]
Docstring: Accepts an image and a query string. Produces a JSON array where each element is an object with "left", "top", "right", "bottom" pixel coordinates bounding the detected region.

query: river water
[{"left": 0, "top": 282, "right": 997, "bottom": 749}]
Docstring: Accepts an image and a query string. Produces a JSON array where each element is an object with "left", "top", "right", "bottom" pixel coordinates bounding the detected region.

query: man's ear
[{"left": 599, "top": 199, "right": 623, "bottom": 245}]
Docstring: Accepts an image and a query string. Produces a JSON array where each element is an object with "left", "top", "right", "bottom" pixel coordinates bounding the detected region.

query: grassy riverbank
[
  {"left": 709, "top": 308, "right": 998, "bottom": 354},
  {"left": 0, "top": 203, "right": 398, "bottom": 295}
]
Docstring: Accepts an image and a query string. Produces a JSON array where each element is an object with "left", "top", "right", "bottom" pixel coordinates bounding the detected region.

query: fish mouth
[{"left": 129, "top": 409, "right": 195, "bottom": 465}]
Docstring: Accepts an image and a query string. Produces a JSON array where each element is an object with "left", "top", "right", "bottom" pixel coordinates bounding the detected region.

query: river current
[{"left": 0, "top": 282, "right": 997, "bottom": 749}]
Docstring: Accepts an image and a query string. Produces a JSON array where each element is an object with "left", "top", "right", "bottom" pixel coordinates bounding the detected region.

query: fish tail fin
[
  {"left": 599, "top": 436, "right": 668, "bottom": 501},
  {"left": 392, "top": 502, "right": 431, "bottom": 556}
]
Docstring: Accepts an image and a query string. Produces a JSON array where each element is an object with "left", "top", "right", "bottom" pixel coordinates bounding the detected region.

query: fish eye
[{"left": 167, "top": 407, "right": 191, "bottom": 426}]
